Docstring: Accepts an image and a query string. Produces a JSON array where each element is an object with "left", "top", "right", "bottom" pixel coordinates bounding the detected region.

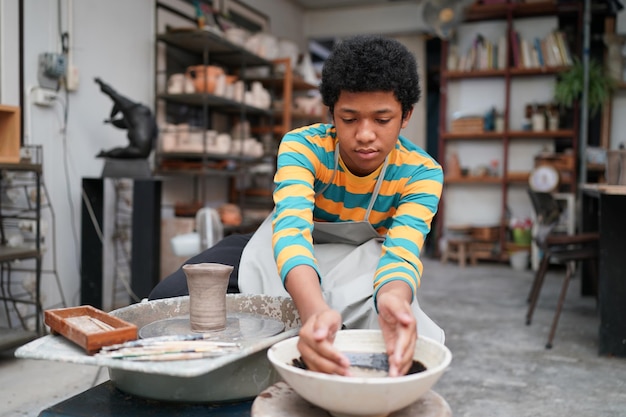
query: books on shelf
[
  {"left": 448, "top": 33, "right": 508, "bottom": 72},
  {"left": 447, "top": 30, "right": 573, "bottom": 72},
  {"left": 450, "top": 115, "right": 484, "bottom": 133},
  {"left": 509, "top": 30, "right": 572, "bottom": 69}
]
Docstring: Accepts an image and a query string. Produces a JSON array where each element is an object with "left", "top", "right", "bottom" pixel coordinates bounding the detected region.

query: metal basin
[
  {"left": 107, "top": 294, "right": 300, "bottom": 403},
  {"left": 15, "top": 294, "right": 300, "bottom": 403}
]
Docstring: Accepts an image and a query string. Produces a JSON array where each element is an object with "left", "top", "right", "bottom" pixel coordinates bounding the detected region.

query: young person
[{"left": 150, "top": 34, "right": 444, "bottom": 377}]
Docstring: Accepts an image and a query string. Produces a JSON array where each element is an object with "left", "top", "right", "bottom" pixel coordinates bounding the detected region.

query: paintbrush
[
  {"left": 101, "top": 333, "right": 228, "bottom": 352},
  {"left": 119, "top": 351, "right": 231, "bottom": 361},
  {"left": 97, "top": 340, "right": 241, "bottom": 360}
]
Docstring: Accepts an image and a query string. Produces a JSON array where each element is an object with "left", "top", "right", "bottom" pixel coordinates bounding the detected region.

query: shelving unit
[
  {"left": 252, "top": 57, "right": 324, "bottom": 138},
  {"left": 599, "top": 15, "right": 626, "bottom": 159},
  {"left": 437, "top": 1, "right": 582, "bottom": 262},
  {"left": 154, "top": 27, "right": 277, "bottom": 223},
  {"left": 0, "top": 146, "right": 43, "bottom": 350}
]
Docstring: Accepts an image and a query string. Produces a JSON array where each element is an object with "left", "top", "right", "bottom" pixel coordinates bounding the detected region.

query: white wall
[
  {"left": 0, "top": 0, "right": 20, "bottom": 104},
  {"left": 16, "top": 0, "right": 155, "bottom": 309},
  {"left": 303, "top": 2, "right": 428, "bottom": 40},
  {"left": 242, "top": 0, "right": 307, "bottom": 50},
  {"left": 609, "top": 10, "right": 626, "bottom": 150}
]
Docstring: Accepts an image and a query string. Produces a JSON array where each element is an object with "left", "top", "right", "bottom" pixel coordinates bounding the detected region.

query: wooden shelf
[
  {"left": 464, "top": 2, "right": 581, "bottom": 22},
  {"left": 507, "top": 172, "right": 530, "bottom": 183},
  {"left": 509, "top": 66, "right": 570, "bottom": 76},
  {"left": 254, "top": 76, "right": 317, "bottom": 92},
  {"left": 273, "top": 109, "right": 325, "bottom": 120},
  {"left": 443, "top": 66, "right": 569, "bottom": 79},
  {"left": 157, "top": 93, "right": 272, "bottom": 115},
  {"left": 437, "top": 2, "right": 581, "bottom": 263},
  {"left": 508, "top": 129, "right": 575, "bottom": 138},
  {"left": 441, "top": 129, "right": 575, "bottom": 140},
  {"left": 441, "top": 131, "right": 505, "bottom": 140},
  {"left": 445, "top": 176, "right": 502, "bottom": 185},
  {"left": 587, "top": 162, "right": 606, "bottom": 172},
  {"left": 157, "top": 30, "right": 271, "bottom": 68}
]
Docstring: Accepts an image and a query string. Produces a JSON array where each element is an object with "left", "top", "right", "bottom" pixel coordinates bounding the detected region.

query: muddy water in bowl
[{"left": 291, "top": 352, "right": 427, "bottom": 378}]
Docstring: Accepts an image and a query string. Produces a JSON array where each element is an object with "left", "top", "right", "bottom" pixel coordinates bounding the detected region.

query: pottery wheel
[
  {"left": 251, "top": 381, "right": 452, "bottom": 417},
  {"left": 139, "top": 312, "right": 285, "bottom": 341}
]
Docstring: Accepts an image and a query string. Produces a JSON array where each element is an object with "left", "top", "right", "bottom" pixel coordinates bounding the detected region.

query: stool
[
  {"left": 441, "top": 237, "right": 474, "bottom": 268},
  {"left": 251, "top": 382, "right": 451, "bottom": 417}
]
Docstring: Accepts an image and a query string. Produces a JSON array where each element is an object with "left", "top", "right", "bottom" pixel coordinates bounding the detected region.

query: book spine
[
  {"left": 510, "top": 29, "right": 520, "bottom": 68},
  {"left": 534, "top": 38, "right": 544, "bottom": 67}
]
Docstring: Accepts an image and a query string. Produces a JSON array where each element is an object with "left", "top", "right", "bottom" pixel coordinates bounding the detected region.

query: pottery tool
[
  {"left": 97, "top": 339, "right": 241, "bottom": 361},
  {"left": 101, "top": 333, "right": 224, "bottom": 352},
  {"left": 119, "top": 352, "right": 233, "bottom": 361}
]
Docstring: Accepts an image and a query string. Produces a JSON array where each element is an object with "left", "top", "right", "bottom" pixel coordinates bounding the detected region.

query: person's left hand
[{"left": 376, "top": 288, "right": 417, "bottom": 377}]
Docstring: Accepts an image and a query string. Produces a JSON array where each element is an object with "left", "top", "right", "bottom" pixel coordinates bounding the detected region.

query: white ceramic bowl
[{"left": 267, "top": 329, "right": 452, "bottom": 417}]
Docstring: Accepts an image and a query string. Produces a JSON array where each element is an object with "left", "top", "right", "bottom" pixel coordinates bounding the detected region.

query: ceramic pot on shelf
[{"left": 185, "top": 65, "right": 224, "bottom": 94}]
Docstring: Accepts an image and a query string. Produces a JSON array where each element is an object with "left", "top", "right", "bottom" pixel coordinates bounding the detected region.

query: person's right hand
[{"left": 296, "top": 308, "right": 350, "bottom": 376}]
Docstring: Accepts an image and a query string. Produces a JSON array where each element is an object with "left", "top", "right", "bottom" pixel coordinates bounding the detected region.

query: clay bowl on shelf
[{"left": 267, "top": 329, "right": 452, "bottom": 417}]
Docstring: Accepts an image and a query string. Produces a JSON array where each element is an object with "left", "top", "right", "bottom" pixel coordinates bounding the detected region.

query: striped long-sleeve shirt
[{"left": 272, "top": 123, "right": 443, "bottom": 302}]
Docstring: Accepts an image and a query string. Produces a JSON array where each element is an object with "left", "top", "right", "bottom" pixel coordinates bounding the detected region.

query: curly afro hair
[{"left": 319, "top": 34, "right": 420, "bottom": 118}]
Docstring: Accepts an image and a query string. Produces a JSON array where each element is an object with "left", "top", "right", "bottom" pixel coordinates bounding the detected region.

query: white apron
[{"left": 239, "top": 148, "right": 444, "bottom": 343}]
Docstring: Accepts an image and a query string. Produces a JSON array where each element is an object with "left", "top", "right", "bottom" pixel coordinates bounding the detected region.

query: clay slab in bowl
[{"left": 267, "top": 329, "right": 452, "bottom": 417}]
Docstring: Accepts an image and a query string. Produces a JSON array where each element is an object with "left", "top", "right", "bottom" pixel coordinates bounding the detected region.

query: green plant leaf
[{"left": 554, "top": 57, "right": 617, "bottom": 115}]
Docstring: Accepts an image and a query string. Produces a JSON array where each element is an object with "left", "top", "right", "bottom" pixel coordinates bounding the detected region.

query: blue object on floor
[{"left": 39, "top": 381, "right": 252, "bottom": 417}]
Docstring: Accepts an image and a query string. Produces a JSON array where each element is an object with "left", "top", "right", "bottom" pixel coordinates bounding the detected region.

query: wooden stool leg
[
  {"left": 441, "top": 244, "right": 449, "bottom": 264},
  {"left": 546, "top": 263, "right": 573, "bottom": 349},
  {"left": 458, "top": 242, "right": 466, "bottom": 268}
]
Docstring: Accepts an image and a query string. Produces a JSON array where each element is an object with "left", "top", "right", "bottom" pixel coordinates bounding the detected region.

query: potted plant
[{"left": 554, "top": 57, "right": 618, "bottom": 117}]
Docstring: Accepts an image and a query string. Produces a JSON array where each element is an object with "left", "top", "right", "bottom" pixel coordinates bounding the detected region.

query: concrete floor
[{"left": 1, "top": 257, "right": 626, "bottom": 417}]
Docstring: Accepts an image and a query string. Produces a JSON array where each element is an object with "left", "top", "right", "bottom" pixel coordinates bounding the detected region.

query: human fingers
[
  {"left": 377, "top": 297, "right": 416, "bottom": 376},
  {"left": 391, "top": 324, "right": 417, "bottom": 376},
  {"left": 297, "top": 311, "right": 349, "bottom": 375}
]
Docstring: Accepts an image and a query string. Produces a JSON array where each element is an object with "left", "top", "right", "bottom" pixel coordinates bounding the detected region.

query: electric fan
[{"left": 422, "top": 0, "right": 472, "bottom": 40}]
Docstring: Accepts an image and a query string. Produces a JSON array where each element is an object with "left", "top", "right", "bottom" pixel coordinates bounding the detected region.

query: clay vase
[
  {"left": 185, "top": 65, "right": 224, "bottom": 94},
  {"left": 182, "top": 263, "right": 234, "bottom": 332}
]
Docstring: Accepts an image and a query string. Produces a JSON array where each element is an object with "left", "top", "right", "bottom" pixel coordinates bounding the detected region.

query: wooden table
[{"left": 581, "top": 184, "right": 626, "bottom": 357}]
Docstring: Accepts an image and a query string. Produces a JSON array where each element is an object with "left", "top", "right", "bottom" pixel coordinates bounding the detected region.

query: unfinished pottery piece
[
  {"left": 267, "top": 329, "right": 452, "bottom": 417},
  {"left": 183, "top": 262, "right": 233, "bottom": 332}
]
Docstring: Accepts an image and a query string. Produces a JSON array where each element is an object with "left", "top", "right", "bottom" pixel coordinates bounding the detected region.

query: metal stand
[
  {"left": 101, "top": 158, "right": 151, "bottom": 179},
  {"left": 80, "top": 177, "right": 161, "bottom": 308}
]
